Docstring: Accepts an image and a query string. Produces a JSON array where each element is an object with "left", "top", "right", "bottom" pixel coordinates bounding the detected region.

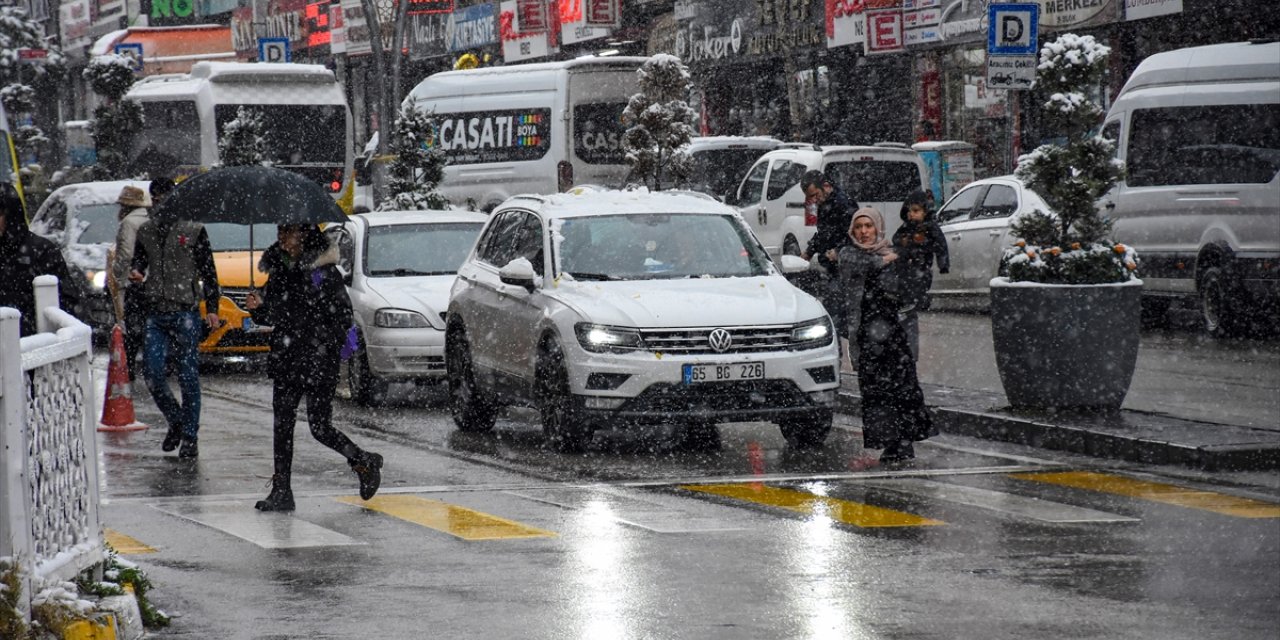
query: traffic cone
[{"left": 98, "top": 324, "right": 147, "bottom": 432}]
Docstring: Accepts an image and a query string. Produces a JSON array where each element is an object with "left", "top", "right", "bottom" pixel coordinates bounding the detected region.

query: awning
[{"left": 90, "top": 25, "right": 245, "bottom": 75}]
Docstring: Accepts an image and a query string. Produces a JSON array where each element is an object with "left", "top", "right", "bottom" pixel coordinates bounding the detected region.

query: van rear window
[
  {"left": 825, "top": 160, "right": 922, "bottom": 202},
  {"left": 1128, "top": 104, "right": 1280, "bottom": 186},
  {"left": 574, "top": 102, "right": 627, "bottom": 165}
]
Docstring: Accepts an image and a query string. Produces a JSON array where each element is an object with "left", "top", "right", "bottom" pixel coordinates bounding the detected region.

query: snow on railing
[{"left": 0, "top": 275, "right": 103, "bottom": 620}]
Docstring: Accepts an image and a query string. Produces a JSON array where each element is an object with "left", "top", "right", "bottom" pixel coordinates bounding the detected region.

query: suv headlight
[
  {"left": 791, "top": 317, "right": 833, "bottom": 347},
  {"left": 374, "top": 308, "right": 431, "bottom": 328},
  {"left": 575, "top": 323, "right": 644, "bottom": 353}
]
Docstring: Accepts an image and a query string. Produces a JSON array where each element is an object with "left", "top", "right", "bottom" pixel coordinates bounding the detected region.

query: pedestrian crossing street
[{"left": 104, "top": 468, "right": 1280, "bottom": 555}]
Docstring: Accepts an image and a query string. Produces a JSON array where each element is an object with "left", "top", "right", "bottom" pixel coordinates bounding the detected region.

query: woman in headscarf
[
  {"left": 834, "top": 207, "right": 936, "bottom": 463},
  {"left": 245, "top": 224, "right": 382, "bottom": 511}
]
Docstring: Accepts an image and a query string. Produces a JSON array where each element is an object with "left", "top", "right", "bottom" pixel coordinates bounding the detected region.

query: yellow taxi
[{"left": 200, "top": 223, "right": 272, "bottom": 356}]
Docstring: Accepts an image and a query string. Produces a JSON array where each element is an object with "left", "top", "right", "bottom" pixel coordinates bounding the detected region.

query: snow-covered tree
[
  {"left": 1, "top": 7, "right": 67, "bottom": 174},
  {"left": 83, "top": 54, "right": 143, "bottom": 179},
  {"left": 1006, "top": 33, "right": 1133, "bottom": 285},
  {"left": 218, "top": 106, "right": 269, "bottom": 167},
  {"left": 621, "top": 54, "right": 696, "bottom": 190},
  {"left": 378, "top": 103, "right": 447, "bottom": 211}
]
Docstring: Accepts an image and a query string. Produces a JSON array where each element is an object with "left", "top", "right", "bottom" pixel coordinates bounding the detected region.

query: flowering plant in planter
[{"left": 1006, "top": 33, "right": 1137, "bottom": 284}]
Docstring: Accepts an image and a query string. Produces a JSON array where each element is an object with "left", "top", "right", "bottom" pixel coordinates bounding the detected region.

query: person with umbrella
[
  {"left": 160, "top": 165, "right": 381, "bottom": 508},
  {"left": 244, "top": 224, "right": 383, "bottom": 511},
  {"left": 128, "top": 187, "right": 223, "bottom": 459}
]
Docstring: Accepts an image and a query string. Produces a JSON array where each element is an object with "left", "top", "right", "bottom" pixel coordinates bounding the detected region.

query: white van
[
  {"left": 1100, "top": 41, "right": 1279, "bottom": 336},
  {"left": 402, "top": 57, "right": 647, "bottom": 211},
  {"left": 730, "top": 143, "right": 928, "bottom": 258}
]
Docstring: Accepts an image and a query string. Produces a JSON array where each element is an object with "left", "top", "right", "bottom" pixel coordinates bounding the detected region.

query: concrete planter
[{"left": 989, "top": 277, "right": 1143, "bottom": 411}]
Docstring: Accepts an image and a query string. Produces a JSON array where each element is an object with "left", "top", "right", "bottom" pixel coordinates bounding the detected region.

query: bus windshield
[{"left": 214, "top": 104, "right": 346, "bottom": 166}]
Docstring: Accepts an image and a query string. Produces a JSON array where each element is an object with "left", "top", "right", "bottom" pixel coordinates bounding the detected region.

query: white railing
[{"left": 0, "top": 275, "right": 103, "bottom": 619}]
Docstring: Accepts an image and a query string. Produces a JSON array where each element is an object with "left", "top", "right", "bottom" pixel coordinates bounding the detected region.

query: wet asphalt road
[{"left": 96, "top": 317, "right": 1280, "bottom": 640}]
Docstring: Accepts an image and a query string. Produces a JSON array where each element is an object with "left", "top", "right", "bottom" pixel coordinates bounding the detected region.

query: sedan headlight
[
  {"left": 575, "top": 323, "right": 645, "bottom": 353},
  {"left": 374, "top": 308, "right": 431, "bottom": 328},
  {"left": 791, "top": 317, "right": 833, "bottom": 347}
]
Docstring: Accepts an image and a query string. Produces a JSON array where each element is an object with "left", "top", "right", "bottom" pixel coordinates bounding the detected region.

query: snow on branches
[
  {"left": 218, "top": 106, "right": 269, "bottom": 167},
  {"left": 83, "top": 54, "right": 137, "bottom": 102},
  {"left": 379, "top": 103, "right": 448, "bottom": 211},
  {"left": 622, "top": 54, "right": 696, "bottom": 191}
]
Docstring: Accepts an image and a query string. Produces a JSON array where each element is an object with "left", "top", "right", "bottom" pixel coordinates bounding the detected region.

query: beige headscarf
[{"left": 849, "top": 207, "right": 893, "bottom": 256}]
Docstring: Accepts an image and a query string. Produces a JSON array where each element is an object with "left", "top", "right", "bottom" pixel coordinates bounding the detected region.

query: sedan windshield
[
  {"left": 365, "top": 222, "right": 484, "bottom": 277},
  {"left": 69, "top": 203, "right": 121, "bottom": 245},
  {"left": 556, "top": 213, "right": 771, "bottom": 280}
]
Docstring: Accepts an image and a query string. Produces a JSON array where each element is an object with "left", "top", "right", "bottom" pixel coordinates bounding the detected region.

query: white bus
[{"left": 124, "top": 61, "right": 355, "bottom": 212}]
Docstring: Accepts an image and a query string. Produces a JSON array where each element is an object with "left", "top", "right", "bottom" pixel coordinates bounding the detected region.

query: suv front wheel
[
  {"left": 538, "top": 339, "right": 593, "bottom": 453},
  {"left": 446, "top": 326, "right": 496, "bottom": 432}
]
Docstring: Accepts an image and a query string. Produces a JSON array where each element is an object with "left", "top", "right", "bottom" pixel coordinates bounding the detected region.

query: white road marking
[
  {"left": 863, "top": 478, "right": 1141, "bottom": 523},
  {"left": 506, "top": 488, "right": 752, "bottom": 533},
  {"left": 153, "top": 501, "right": 365, "bottom": 549}
]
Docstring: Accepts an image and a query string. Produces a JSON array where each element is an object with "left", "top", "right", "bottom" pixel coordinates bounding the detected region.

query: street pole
[{"left": 360, "top": 0, "right": 393, "bottom": 207}]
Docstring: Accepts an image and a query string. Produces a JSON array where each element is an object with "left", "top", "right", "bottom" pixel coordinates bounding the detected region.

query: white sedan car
[
  {"left": 932, "top": 175, "right": 1051, "bottom": 297},
  {"left": 445, "top": 189, "right": 840, "bottom": 453},
  {"left": 324, "top": 210, "right": 487, "bottom": 405}
]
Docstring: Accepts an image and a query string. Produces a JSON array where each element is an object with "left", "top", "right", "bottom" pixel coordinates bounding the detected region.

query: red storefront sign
[{"left": 584, "top": 0, "right": 619, "bottom": 28}]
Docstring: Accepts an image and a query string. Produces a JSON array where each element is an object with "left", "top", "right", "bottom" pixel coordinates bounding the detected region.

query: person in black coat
[
  {"left": 800, "top": 170, "right": 859, "bottom": 347},
  {"left": 0, "top": 183, "right": 82, "bottom": 336},
  {"left": 892, "top": 189, "right": 950, "bottom": 360},
  {"left": 848, "top": 207, "right": 937, "bottom": 463},
  {"left": 245, "top": 224, "right": 382, "bottom": 511}
]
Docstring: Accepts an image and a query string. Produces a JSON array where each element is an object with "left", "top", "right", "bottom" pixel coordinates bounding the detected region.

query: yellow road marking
[
  {"left": 105, "top": 528, "right": 156, "bottom": 554},
  {"left": 681, "top": 484, "right": 944, "bottom": 528},
  {"left": 1010, "top": 471, "right": 1280, "bottom": 518},
  {"left": 334, "top": 495, "right": 557, "bottom": 541}
]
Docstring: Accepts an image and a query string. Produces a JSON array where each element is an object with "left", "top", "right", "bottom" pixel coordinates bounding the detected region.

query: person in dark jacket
[
  {"left": 0, "top": 183, "right": 82, "bottom": 336},
  {"left": 848, "top": 207, "right": 936, "bottom": 464},
  {"left": 800, "top": 170, "right": 859, "bottom": 349},
  {"left": 244, "top": 224, "right": 382, "bottom": 512},
  {"left": 891, "top": 189, "right": 950, "bottom": 360},
  {"left": 129, "top": 200, "right": 222, "bottom": 458}
]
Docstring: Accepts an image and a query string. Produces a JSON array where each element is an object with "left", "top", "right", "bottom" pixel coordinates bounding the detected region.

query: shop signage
[
  {"left": 259, "top": 37, "right": 291, "bottom": 62},
  {"left": 428, "top": 108, "right": 552, "bottom": 164},
  {"left": 409, "top": 12, "right": 450, "bottom": 58},
  {"left": 341, "top": 0, "right": 373, "bottom": 56},
  {"left": 584, "top": 0, "right": 620, "bottom": 28},
  {"left": 501, "top": 0, "right": 556, "bottom": 61},
  {"left": 449, "top": 3, "right": 499, "bottom": 52},
  {"left": 232, "top": 7, "right": 255, "bottom": 52},
  {"left": 147, "top": 0, "right": 195, "bottom": 22},
  {"left": 677, "top": 19, "right": 744, "bottom": 62},
  {"left": 305, "top": 2, "right": 332, "bottom": 47},
  {"left": 330, "top": 3, "right": 347, "bottom": 53},
  {"left": 1124, "top": 0, "right": 1179, "bottom": 20},
  {"left": 1039, "top": 0, "right": 1110, "bottom": 27},
  {"left": 407, "top": 0, "right": 454, "bottom": 15},
  {"left": 826, "top": 0, "right": 866, "bottom": 49},
  {"left": 199, "top": 0, "right": 240, "bottom": 17},
  {"left": 516, "top": 0, "right": 550, "bottom": 32},
  {"left": 91, "top": 0, "right": 128, "bottom": 39},
  {"left": 59, "top": 0, "right": 93, "bottom": 58},
  {"left": 985, "top": 56, "right": 1035, "bottom": 89},
  {"left": 987, "top": 2, "right": 1037, "bottom": 89},
  {"left": 865, "top": 8, "right": 904, "bottom": 54},
  {"left": 561, "top": 0, "right": 609, "bottom": 44}
]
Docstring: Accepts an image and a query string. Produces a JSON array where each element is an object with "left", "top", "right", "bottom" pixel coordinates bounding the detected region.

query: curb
[{"left": 837, "top": 390, "right": 1280, "bottom": 472}]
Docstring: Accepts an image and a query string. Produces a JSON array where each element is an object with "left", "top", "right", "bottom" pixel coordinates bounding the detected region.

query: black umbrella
[{"left": 160, "top": 165, "right": 348, "bottom": 288}]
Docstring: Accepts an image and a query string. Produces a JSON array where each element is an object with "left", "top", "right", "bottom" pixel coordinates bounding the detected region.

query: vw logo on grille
[{"left": 707, "top": 328, "right": 733, "bottom": 353}]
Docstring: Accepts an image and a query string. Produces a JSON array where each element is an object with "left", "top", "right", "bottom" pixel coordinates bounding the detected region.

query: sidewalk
[{"left": 835, "top": 311, "right": 1280, "bottom": 471}]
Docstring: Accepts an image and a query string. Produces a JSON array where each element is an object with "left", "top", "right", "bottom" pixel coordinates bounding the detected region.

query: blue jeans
[{"left": 143, "top": 311, "right": 202, "bottom": 441}]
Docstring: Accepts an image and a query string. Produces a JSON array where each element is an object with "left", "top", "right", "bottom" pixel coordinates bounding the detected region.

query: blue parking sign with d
[
  {"left": 258, "top": 37, "right": 291, "bottom": 63},
  {"left": 987, "top": 3, "right": 1039, "bottom": 56}
]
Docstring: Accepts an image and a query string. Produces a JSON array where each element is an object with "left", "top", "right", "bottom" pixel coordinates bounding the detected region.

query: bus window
[
  {"left": 135, "top": 101, "right": 201, "bottom": 166},
  {"left": 213, "top": 104, "right": 346, "bottom": 166}
]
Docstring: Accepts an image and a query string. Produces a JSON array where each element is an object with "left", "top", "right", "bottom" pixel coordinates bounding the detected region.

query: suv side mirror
[
  {"left": 499, "top": 259, "right": 537, "bottom": 291},
  {"left": 779, "top": 254, "right": 812, "bottom": 275}
]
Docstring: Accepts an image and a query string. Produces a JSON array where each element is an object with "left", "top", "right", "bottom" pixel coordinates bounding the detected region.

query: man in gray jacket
[
  {"left": 129, "top": 196, "right": 221, "bottom": 459},
  {"left": 111, "top": 185, "right": 152, "bottom": 381}
]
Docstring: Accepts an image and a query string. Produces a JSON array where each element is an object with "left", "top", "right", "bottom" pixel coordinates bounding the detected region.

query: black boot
[
  {"left": 350, "top": 452, "right": 383, "bottom": 501},
  {"left": 255, "top": 475, "right": 295, "bottom": 512},
  {"left": 880, "top": 440, "right": 916, "bottom": 464},
  {"left": 161, "top": 426, "right": 182, "bottom": 452}
]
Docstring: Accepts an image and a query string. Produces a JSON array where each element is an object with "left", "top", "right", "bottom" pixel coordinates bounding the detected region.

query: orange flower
[
  {"left": 1125, "top": 260, "right": 1137, "bottom": 271},
  {"left": 1049, "top": 247, "right": 1062, "bottom": 256},
  {"left": 1026, "top": 250, "right": 1036, "bottom": 259},
  {"left": 1015, "top": 240, "right": 1026, "bottom": 248},
  {"left": 1071, "top": 242, "right": 1081, "bottom": 250},
  {"left": 1114, "top": 244, "right": 1127, "bottom": 254}
]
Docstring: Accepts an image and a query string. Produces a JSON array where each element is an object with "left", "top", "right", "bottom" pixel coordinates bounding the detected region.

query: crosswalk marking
[
  {"left": 507, "top": 488, "right": 751, "bottom": 533},
  {"left": 153, "top": 502, "right": 364, "bottom": 549},
  {"left": 105, "top": 528, "right": 156, "bottom": 554},
  {"left": 681, "top": 484, "right": 944, "bottom": 528},
  {"left": 335, "top": 495, "right": 558, "bottom": 541},
  {"left": 864, "top": 478, "right": 1140, "bottom": 523},
  {"left": 1011, "top": 471, "right": 1280, "bottom": 518}
]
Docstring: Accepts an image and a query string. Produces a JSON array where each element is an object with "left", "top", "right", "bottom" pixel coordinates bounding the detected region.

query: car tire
[
  {"left": 783, "top": 235, "right": 801, "bottom": 256},
  {"left": 676, "top": 421, "right": 721, "bottom": 451},
  {"left": 446, "top": 327, "right": 496, "bottom": 432},
  {"left": 1200, "top": 266, "right": 1245, "bottom": 338},
  {"left": 778, "top": 409, "right": 832, "bottom": 449},
  {"left": 538, "top": 340, "right": 592, "bottom": 453},
  {"left": 348, "top": 335, "right": 389, "bottom": 406}
]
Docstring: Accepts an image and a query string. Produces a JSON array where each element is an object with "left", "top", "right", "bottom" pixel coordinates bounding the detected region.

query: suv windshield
[
  {"left": 556, "top": 213, "right": 771, "bottom": 280},
  {"left": 826, "top": 160, "right": 922, "bottom": 202},
  {"left": 366, "top": 222, "right": 484, "bottom": 276}
]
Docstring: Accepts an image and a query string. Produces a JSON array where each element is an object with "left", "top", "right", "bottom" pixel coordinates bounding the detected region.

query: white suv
[
  {"left": 445, "top": 189, "right": 840, "bottom": 452},
  {"left": 729, "top": 143, "right": 929, "bottom": 258}
]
